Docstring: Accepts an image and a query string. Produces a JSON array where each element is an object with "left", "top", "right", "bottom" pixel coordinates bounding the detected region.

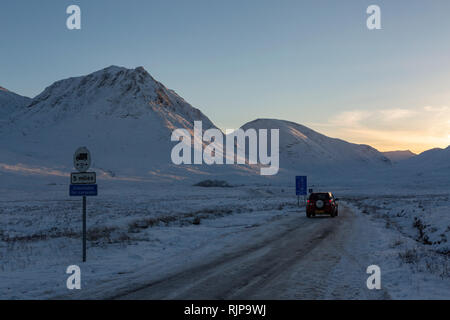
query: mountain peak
[
  {"left": 14, "top": 65, "right": 216, "bottom": 137},
  {"left": 27, "top": 65, "right": 163, "bottom": 113},
  {"left": 93, "top": 65, "right": 152, "bottom": 79},
  {"left": 0, "top": 65, "right": 218, "bottom": 175}
]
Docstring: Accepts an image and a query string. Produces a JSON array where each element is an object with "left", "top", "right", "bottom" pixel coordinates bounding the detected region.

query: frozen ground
[
  {"left": 0, "top": 181, "right": 296, "bottom": 299},
  {"left": 0, "top": 177, "right": 449, "bottom": 300},
  {"left": 345, "top": 194, "right": 450, "bottom": 290}
]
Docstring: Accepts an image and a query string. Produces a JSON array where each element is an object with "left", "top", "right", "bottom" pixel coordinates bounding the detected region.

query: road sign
[
  {"left": 71, "top": 148, "right": 96, "bottom": 263},
  {"left": 71, "top": 172, "right": 96, "bottom": 184},
  {"left": 296, "top": 176, "right": 307, "bottom": 196},
  {"left": 70, "top": 184, "right": 98, "bottom": 197},
  {"left": 73, "top": 147, "right": 91, "bottom": 173}
]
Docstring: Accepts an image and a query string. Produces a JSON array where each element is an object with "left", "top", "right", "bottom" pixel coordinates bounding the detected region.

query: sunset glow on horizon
[{"left": 309, "top": 105, "right": 450, "bottom": 154}]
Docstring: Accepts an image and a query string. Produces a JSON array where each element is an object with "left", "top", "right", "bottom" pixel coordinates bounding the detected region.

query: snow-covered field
[
  {"left": 0, "top": 181, "right": 297, "bottom": 299},
  {"left": 346, "top": 193, "right": 450, "bottom": 290},
  {"left": 1, "top": 176, "right": 449, "bottom": 300},
  {"left": 347, "top": 194, "right": 450, "bottom": 254}
]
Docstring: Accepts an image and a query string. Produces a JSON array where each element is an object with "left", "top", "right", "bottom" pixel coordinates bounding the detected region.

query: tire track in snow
[{"left": 115, "top": 206, "right": 382, "bottom": 300}]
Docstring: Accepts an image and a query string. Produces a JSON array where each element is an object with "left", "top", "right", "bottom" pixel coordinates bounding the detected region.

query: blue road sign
[
  {"left": 296, "top": 176, "right": 307, "bottom": 196},
  {"left": 70, "top": 184, "right": 98, "bottom": 197}
]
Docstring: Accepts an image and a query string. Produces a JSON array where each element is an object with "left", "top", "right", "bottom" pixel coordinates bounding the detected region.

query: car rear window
[{"left": 309, "top": 193, "right": 330, "bottom": 201}]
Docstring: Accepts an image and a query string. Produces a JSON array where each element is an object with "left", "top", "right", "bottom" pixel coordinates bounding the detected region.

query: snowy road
[{"left": 115, "top": 205, "right": 390, "bottom": 300}]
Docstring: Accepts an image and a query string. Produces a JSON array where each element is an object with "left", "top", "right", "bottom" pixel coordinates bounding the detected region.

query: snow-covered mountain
[
  {"left": 402, "top": 146, "right": 450, "bottom": 171},
  {"left": 0, "top": 86, "right": 31, "bottom": 123},
  {"left": 382, "top": 150, "right": 416, "bottom": 163},
  {"left": 3, "top": 66, "right": 446, "bottom": 187},
  {"left": 241, "top": 119, "right": 391, "bottom": 178},
  {"left": 385, "top": 146, "right": 450, "bottom": 188},
  {"left": 22, "top": 66, "right": 214, "bottom": 130},
  {"left": 0, "top": 66, "right": 224, "bottom": 179}
]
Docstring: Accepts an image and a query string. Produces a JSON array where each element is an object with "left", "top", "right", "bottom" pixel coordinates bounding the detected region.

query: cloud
[
  {"left": 312, "top": 106, "right": 450, "bottom": 153},
  {"left": 379, "top": 109, "right": 417, "bottom": 121},
  {"left": 424, "top": 106, "right": 449, "bottom": 112}
]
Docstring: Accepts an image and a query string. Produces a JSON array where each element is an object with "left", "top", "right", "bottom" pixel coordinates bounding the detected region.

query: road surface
[{"left": 114, "top": 205, "right": 390, "bottom": 300}]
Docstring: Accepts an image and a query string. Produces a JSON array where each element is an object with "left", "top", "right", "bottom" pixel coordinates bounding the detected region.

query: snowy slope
[
  {"left": 403, "top": 146, "right": 450, "bottom": 169},
  {"left": 0, "top": 66, "right": 241, "bottom": 180},
  {"left": 365, "top": 146, "right": 450, "bottom": 191},
  {"left": 0, "top": 86, "right": 31, "bottom": 124},
  {"left": 382, "top": 150, "right": 416, "bottom": 163},
  {"left": 241, "top": 119, "right": 391, "bottom": 179},
  {"left": 393, "top": 146, "right": 450, "bottom": 185},
  {"left": 21, "top": 66, "right": 214, "bottom": 131}
]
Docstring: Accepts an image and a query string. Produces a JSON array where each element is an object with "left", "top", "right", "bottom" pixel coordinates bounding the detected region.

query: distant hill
[
  {"left": 382, "top": 150, "right": 416, "bottom": 162},
  {"left": 404, "top": 146, "right": 450, "bottom": 169},
  {"left": 241, "top": 119, "right": 391, "bottom": 178}
]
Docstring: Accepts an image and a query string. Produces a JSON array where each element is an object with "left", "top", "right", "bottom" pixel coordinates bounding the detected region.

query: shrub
[{"left": 193, "top": 180, "right": 232, "bottom": 188}]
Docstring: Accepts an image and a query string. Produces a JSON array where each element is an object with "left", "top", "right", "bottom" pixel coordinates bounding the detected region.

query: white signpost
[
  {"left": 70, "top": 147, "right": 97, "bottom": 262},
  {"left": 71, "top": 172, "right": 96, "bottom": 184},
  {"left": 73, "top": 147, "right": 91, "bottom": 173}
]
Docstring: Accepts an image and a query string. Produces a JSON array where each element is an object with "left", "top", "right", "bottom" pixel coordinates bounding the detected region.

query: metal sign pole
[
  {"left": 71, "top": 147, "right": 97, "bottom": 263},
  {"left": 83, "top": 195, "right": 87, "bottom": 262}
]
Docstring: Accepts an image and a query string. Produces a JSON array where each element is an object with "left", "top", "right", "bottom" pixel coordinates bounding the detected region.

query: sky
[{"left": 1, "top": 0, "right": 450, "bottom": 153}]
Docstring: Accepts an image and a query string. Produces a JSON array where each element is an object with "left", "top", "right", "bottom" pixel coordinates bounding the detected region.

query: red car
[{"left": 306, "top": 192, "right": 339, "bottom": 218}]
